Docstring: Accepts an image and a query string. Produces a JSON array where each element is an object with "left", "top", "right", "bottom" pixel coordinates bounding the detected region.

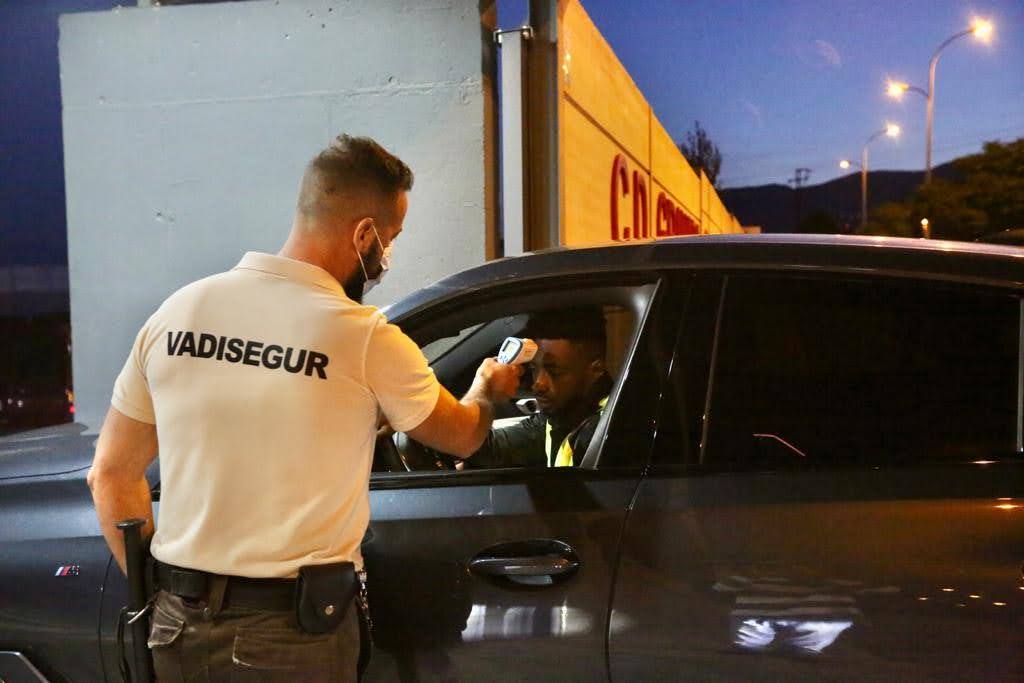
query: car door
[
  {"left": 361, "top": 273, "right": 669, "bottom": 683},
  {"left": 610, "top": 271, "right": 1024, "bottom": 682}
]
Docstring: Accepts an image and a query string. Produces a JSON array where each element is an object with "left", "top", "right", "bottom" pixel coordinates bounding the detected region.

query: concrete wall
[{"left": 59, "top": 0, "right": 495, "bottom": 431}]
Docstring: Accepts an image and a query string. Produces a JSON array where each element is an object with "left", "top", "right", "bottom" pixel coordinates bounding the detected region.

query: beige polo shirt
[{"left": 111, "top": 252, "right": 440, "bottom": 578}]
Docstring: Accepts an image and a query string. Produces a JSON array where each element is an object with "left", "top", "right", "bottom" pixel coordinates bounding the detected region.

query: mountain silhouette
[{"left": 721, "top": 161, "right": 960, "bottom": 233}]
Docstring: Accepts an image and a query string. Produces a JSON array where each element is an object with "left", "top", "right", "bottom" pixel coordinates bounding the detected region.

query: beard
[
  {"left": 342, "top": 270, "right": 365, "bottom": 303},
  {"left": 342, "top": 239, "right": 384, "bottom": 303}
]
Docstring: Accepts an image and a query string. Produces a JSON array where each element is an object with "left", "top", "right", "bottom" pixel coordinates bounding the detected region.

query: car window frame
[
  {"left": 643, "top": 271, "right": 722, "bottom": 469},
  {"left": 690, "top": 270, "right": 1024, "bottom": 472},
  {"left": 369, "top": 272, "right": 664, "bottom": 489},
  {"left": 581, "top": 274, "right": 674, "bottom": 469}
]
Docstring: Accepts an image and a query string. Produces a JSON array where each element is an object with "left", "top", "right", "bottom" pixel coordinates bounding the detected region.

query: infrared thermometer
[{"left": 497, "top": 337, "right": 538, "bottom": 365}]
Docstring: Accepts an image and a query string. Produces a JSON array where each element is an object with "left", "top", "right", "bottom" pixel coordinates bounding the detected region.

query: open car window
[
  {"left": 420, "top": 323, "right": 486, "bottom": 365},
  {"left": 372, "top": 279, "right": 659, "bottom": 476}
]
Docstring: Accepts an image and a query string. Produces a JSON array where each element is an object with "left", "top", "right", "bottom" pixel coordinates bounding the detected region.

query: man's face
[
  {"left": 530, "top": 338, "right": 600, "bottom": 417},
  {"left": 342, "top": 191, "right": 407, "bottom": 301},
  {"left": 376, "top": 191, "right": 407, "bottom": 264},
  {"left": 365, "top": 190, "right": 407, "bottom": 278}
]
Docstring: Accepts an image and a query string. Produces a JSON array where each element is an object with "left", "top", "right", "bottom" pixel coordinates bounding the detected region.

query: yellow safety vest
[{"left": 544, "top": 396, "right": 609, "bottom": 467}]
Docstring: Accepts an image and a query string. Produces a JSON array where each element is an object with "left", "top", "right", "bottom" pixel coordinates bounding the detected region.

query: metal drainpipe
[{"left": 525, "top": 0, "right": 560, "bottom": 251}]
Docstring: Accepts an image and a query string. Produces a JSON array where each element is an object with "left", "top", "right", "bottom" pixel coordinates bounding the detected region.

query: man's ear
[
  {"left": 589, "top": 358, "right": 605, "bottom": 377},
  {"left": 353, "top": 217, "right": 375, "bottom": 249}
]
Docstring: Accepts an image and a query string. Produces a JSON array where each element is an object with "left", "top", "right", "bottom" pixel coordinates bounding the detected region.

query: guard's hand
[{"left": 474, "top": 357, "right": 522, "bottom": 403}]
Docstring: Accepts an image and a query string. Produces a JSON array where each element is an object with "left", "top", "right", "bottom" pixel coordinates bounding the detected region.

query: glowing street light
[
  {"left": 843, "top": 124, "right": 901, "bottom": 230},
  {"left": 885, "top": 79, "right": 928, "bottom": 101},
  {"left": 838, "top": 158, "right": 861, "bottom": 230},
  {"left": 886, "top": 18, "right": 995, "bottom": 184},
  {"left": 973, "top": 19, "right": 994, "bottom": 42}
]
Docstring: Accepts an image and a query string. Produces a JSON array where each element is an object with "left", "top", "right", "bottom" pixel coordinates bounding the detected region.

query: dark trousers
[{"left": 147, "top": 576, "right": 362, "bottom": 682}]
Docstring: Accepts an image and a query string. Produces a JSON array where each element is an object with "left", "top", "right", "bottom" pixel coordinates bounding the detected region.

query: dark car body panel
[
  {"left": 608, "top": 262, "right": 1024, "bottom": 682},
  {"left": 0, "top": 469, "right": 110, "bottom": 682},
  {"left": 362, "top": 470, "right": 642, "bottom": 681},
  {"left": 1, "top": 236, "right": 1022, "bottom": 681},
  {"left": 612, "top": 465, "right": 1024, "bottom": 681}
]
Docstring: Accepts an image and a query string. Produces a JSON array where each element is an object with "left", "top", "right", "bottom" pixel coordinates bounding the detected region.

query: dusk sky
[
  {"left": 501, "top": 0, "right": 1024, "bottom": 188},
  {"left": 2, "top": 1, "right": 1022, "bottom": 266},
  {"left": 1, "top": 0, "right": 121, "bottom": 266}
]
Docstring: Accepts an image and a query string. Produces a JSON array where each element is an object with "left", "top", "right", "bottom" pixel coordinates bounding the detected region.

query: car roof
[{"left": 385, "top": 234, "right": 1024, "bottom": 322}]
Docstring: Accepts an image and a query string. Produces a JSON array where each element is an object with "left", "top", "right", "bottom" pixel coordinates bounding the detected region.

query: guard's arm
[
  {"left": 407, "top": 358, "right": 521, "bottom": 458},
  {"left": 88, "top": 406, "right": 158, "bottom": 575}
]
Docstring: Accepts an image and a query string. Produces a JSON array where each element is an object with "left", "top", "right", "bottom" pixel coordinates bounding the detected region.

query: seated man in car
[{"left": 463, "top": 307, "right": 613, "bottom": 469}]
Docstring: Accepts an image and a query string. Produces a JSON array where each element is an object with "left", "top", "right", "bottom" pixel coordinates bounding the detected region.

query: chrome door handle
[
  {"left": 468, "top": 539, "right": 581, "bottom": 585},
  {"left": 469, "top": 555, "right": 578, "bottom": 577}
]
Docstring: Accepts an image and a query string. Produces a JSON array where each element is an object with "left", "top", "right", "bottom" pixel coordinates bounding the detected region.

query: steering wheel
[
  {"left": 398, "top": 432, "right": 462, "bottom": 471},
  {"left": 377, "top": 432, "right": 457, "bottom": 472},
  {"left": 375, "top": 433, "right": 409, "bottom": 472}
]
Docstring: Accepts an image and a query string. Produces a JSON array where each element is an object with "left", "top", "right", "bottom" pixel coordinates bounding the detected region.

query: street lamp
[
  {"left": 886, "top": 80, "right": 927, "bottom": 100},
  {"left": 837, "top": 159, "right": 861, "bottom": 231},
  {"left": 841, "top": 123, "right": 901, "bottom": 230},
  {"left": 886, "top": 18, "right": 994, "bottom": 184}
]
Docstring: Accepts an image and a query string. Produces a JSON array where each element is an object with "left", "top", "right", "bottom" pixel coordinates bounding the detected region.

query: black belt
[{"left": 155, "top": 561, "right": 295, "bottom": 611}]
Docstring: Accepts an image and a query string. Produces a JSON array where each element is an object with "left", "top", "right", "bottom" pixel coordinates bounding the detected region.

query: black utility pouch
[{"left": 294, "top": 562, "right": 358, "bottom": 635}]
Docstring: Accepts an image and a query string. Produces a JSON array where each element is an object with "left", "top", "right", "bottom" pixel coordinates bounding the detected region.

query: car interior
[{"left": 372, "top": 281, "right": 659, "bottom": 474}]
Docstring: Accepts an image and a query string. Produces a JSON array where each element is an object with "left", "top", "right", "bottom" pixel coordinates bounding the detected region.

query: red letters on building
[
  {"left": 631, "top": 170, "right": 648, "bottom": 240},
  {"left": 655, "top": 194, "right": 672, "bottom": 237},
  {"left": 675, "top": 206, "right": 697, "bottom": 235},
  {"left": 655, "top": 192, "right": 698, "bottom": 237},
  {"left": 611, "top": 154, "right": 698, "bottom": 242},
  {"left": 610, "top": 154, "right": 630, "bottom": 242},
  {"left": 610, "top": 154, "right": 649, "bottom": 242}
]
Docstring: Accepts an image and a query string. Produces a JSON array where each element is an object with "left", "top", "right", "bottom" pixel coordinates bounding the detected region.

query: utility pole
[{"left": 788, "top": 167, "right": 811, "bottom": 230}]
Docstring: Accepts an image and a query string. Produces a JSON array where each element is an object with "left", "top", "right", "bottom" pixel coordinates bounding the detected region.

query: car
[{"left": 2, "top": 234, "right": 1023, "bottom": 682}]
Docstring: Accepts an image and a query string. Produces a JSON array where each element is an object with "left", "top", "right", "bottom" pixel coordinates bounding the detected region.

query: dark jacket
[{"left": 468, "top": 374, "right": 613, "bottom": 468}]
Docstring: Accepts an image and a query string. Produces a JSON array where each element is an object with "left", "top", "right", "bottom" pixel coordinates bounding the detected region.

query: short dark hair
[
  {"left": 525, "top": 307, "right": 607, "bottom": 359},
  {"left": 297, "top": 134, "right": 413, "bottom": 219}
]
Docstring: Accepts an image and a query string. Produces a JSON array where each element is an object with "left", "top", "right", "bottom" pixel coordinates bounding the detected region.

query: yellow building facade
[{"left": 557, "top": 0, "right": 742, "bottom": 246}]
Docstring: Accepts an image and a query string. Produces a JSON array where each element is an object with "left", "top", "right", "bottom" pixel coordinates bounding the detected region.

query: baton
[{"left": 117, "top": 518, "right": 155, "bottom": 683}]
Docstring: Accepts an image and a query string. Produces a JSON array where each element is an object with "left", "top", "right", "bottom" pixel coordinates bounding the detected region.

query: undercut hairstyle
[
  {"left": 525, "top": 307, "right": 608, "bottom": 362},
  {"left": 297, "top": 134, "right": 414, "bottom": 223}
]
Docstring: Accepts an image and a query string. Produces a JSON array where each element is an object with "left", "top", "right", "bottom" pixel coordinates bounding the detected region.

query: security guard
[
  {"left": 464, "top": 308, "right": 613, "bottom": 469},
  {"left": 87, "top": 134, "right": 521, "bottom": 682}
]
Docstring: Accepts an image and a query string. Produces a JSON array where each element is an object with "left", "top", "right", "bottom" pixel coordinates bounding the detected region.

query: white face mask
[{"left": 356, "top": 225, "right": 391, "bottom": 296}]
